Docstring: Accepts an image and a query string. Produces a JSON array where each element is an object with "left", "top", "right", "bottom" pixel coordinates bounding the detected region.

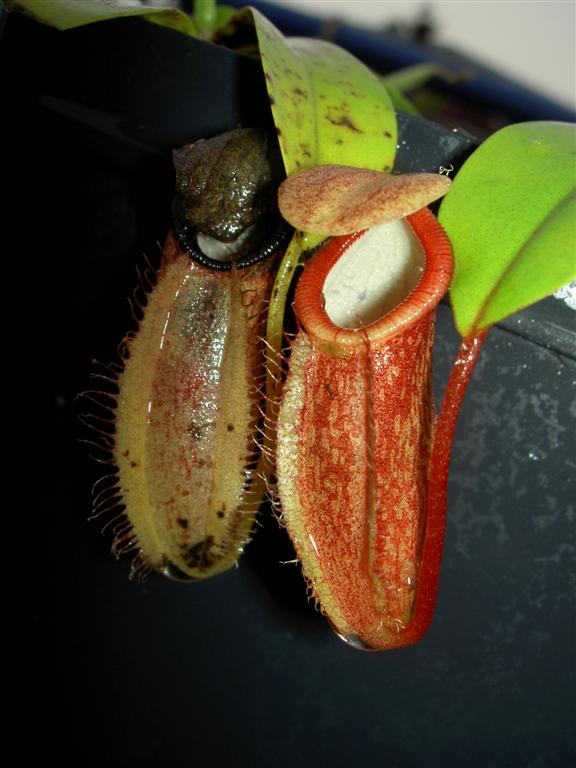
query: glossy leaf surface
[
  {"left": 248, "top": 8, "right": 399, "bottom": 388},
  {"left": 251, "top": 9, "right": 397, "bottom": 176},
  {"left": 438, "top": 121, "right": 576, "bottom": 335},
  {"left": 6, "top": 0, "right": 198, "bottom": 35}
]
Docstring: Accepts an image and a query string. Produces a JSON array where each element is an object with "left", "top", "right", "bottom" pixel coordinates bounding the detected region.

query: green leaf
[
  {"left": 384, "top": 83, "right": 420, "bottom": 117},
  {"left": 383, "top": 63, "right": 465, "bottom": 94},
  {"left": 381, "top": 64, "right": 467, "bottom": 118},
  {"left": 6, "top": 0, "right": 197, "bottom": 36},
  {"left": 438, "top": 121, "right": 576, "bottom": 336},
  {"left": 247, "top": 8, "right": 398, "bottom": 377},
  {"left": 193, "top": 0, "right": 235, "bottom": 38},
  {"left": 212, "top": 6, "right": 237, "bottom": 33},
  {"left": 251, "top": 9, "right": 397, "bottom": 176}
]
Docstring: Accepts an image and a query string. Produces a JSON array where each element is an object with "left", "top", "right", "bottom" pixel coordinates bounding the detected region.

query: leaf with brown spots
[
  {"left": 278, "top": 165, "right": 451, "bottom": 235},
  {"left": 247, "top": 9, "right": 400, "bottom": 401},
  {"left": 251, "top": 10, "right": 397, "bottom": 176}
]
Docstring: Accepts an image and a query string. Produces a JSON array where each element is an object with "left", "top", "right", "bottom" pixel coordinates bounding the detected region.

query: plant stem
[
  {"left": 405, "top": 330, "right": 488, "bottom": 642},
  {"left": 194, "top": 0, "right": 217, "bottom": 34}
]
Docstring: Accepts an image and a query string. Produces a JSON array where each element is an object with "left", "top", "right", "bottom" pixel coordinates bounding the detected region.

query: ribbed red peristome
[{"left": 295, "top": 208, "right": 453, "bottom": 350}]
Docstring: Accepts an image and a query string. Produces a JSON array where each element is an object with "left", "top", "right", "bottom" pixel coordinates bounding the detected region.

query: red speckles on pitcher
[
  {"left": 92, "top": 128, "right": 290, "bottom": 580},
  {"left": 276, "top": 208, "right": 453, "bottom": 650}
]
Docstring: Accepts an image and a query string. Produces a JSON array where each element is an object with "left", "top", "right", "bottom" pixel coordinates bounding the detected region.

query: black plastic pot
[{"left": 3, "top": 10, "right": 574, "bottom": 768}]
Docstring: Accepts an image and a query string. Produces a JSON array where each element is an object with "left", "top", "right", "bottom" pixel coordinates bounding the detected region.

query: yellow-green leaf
[
  {"left": 251, "top": 8, "right": 397, "bottom": 176},
  {"left": 438, "top": 121, "right": 576, "bottom": 336},
  {"left": 381, "top": 63, "right": 467, "bottom": 118},
  {"left": 384, "top": 83, "right": 420, "bottom": 117},
  {"left": 6, "top": 0, "right": 197, "bottom": 36},
  {"left": 383, "top": 63, "right": 465, "bottom": 94},
  {"left": 193, "top": 0, "right": 236, "bottom": 38},
  {"left": 247, "top": 8, "right": 398, "bottom": 391}
]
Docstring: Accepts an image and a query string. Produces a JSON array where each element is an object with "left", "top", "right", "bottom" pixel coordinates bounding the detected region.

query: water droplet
[
  {"left": 528, "top": 446, "right": 547, "bottom": 462},
  {"left": 328, "top": 620, "right": 379, "bottom": 652}
]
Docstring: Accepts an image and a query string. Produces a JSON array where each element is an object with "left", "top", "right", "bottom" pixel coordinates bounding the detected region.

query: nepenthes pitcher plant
[
  {"left": 74, "top": 5, "right": 574, "bottom": 652},
  {"left": 108, "top": 127, "right": 291, "bottom": 581},
  {"left": 92, "top": 88, "right": 463, "bottom": 651}
]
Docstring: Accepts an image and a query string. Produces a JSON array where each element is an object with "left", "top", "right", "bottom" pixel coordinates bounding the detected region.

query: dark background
[{"left": 4, "top": 6, "right": 575, "bottom": 767}]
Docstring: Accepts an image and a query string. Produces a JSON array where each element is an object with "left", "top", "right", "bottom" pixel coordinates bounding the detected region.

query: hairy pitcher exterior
[
  {"left": 111, "top": 230, "right": 276, "bottom": 580},
  {"left": 96, "top": 128, "right": 288, "bottom": 580},
  {"left": 275, "top": 209, "right": 453, "bottom": 650}
]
